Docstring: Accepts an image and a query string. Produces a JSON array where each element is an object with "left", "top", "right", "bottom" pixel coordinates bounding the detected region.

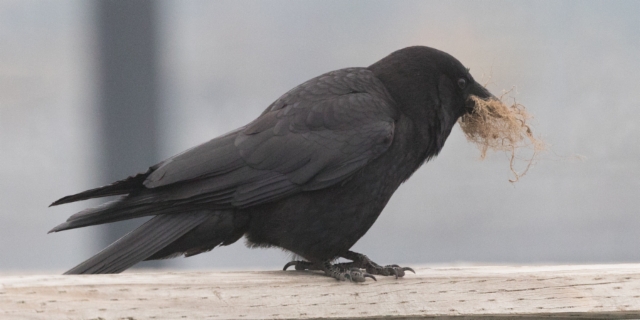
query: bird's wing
[
  {"left": 50, "top": 68, "right": 398, "bottom": 232},
  {"left": 145, "top": 67, "right": 398, "bottom": 208}
]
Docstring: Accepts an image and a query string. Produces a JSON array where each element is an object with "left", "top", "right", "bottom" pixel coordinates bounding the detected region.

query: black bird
[{"left": 50, "top": 46, "right": 496, "bottom": 281}]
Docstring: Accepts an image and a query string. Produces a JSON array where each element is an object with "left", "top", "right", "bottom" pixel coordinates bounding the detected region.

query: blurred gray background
[{"left": 1, "top": 0, "right": 639, "bottom": 273}]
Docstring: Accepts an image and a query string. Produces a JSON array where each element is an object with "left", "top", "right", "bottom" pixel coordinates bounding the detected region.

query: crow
[{"left": 49, "top": 46, "right": 497, "bottom": 281}]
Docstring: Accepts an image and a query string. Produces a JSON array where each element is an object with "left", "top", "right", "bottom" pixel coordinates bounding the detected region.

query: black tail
[
  {"left": 48, "top": 195, "right": 174, "bottom": 233},
  {"left": 64, "top": 211, "right": 211, "bottom": 274},
  {"left": 50, "top": 167, "right": 156, "bottom": 207}
]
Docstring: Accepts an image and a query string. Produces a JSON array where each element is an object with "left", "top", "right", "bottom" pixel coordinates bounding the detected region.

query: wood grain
[{"left": 1, "top": 264, "right": 640, "bottom": 319}]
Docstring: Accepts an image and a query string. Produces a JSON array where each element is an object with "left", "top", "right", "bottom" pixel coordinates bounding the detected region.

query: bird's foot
[
  {"left": 322, "top": 261, "right": 376, "bottom": 282},
  {"left": 340, "top": 251, "right": 415, "bottom": 279},
  {"left": 282, "top": 260, "right": 376, "bottom": 282}
]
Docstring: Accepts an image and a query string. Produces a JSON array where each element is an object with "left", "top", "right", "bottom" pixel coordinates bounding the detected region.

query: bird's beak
[{"left": 465, "top": 81, "right": 498, "bottom": 113}]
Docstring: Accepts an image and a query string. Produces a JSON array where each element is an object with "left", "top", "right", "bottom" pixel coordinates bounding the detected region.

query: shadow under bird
[{"left": 50, "top": 46, "right": 497, "bottom": 282}]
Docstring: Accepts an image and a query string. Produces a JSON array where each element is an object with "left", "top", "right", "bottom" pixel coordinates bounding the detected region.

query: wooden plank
[{"left": 1, "top": 264, "right": 640, "bottom": 319}]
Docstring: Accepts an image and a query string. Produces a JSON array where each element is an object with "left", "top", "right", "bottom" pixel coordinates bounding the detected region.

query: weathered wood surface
[{"left": 1, "top": 264, "right": 640, "bottom": 319}]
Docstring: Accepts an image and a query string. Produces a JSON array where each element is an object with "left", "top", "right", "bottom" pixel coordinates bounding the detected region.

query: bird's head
[
  {"left": 369, "top": 46, "right": 498, "bottom": 123},
  {"left": 371, "top": 47, "right": 544, "bottom": 181},
  {"left": 368, "top": 46, "right": 503, "bottom": 157}
]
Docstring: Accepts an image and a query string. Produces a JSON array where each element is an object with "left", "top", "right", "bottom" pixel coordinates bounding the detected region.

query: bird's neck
[{"left": 391, "top": 113, "right": 447, "bottom": 183}]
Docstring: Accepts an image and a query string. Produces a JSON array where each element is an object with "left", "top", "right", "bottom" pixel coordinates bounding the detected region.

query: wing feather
[
  {"left": 52, "top": 68, "right": 399, "bottom": 229},
  {"left": 143, "top": 67, "right": 397, "bottom": 209}
]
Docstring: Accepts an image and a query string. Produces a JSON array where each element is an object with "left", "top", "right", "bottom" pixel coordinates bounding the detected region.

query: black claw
[
  {"left": 364, "top": 273, "right": 377, "bottom": 281},
  {"left": 403, "top": 267, "right": 416, "bottom": 274},
  {"left": 283, "top": 260, "right": 314, "bottom": 271},
  {"left": 283, "top": 261, "right": 296, "bottom": 271}
]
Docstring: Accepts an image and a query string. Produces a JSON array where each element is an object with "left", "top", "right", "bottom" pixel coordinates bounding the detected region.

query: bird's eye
[{"left": 457, "top": 78, "right": 467, "bottom": 89}]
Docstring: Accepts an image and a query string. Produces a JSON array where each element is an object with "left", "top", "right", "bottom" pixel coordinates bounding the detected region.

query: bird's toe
[{"left": 283, "top": 260, "right": 316, "bottom": 271}]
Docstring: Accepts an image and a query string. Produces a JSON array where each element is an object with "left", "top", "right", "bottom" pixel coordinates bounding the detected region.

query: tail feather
[
  {"left": 48, "top": 195, "right": 225, "bottom": 234},
  {"left": 50, "top": 167, "right": 156, "bottom": 207},
  {"left": 49, "top": 197, "right": 160, "bottom": 233},
  {"left": 64, "top": 211, "right": 211, "bottom": 274},
  {"left": 49, "top": 196, "right": 168, "bottom": 233},
  {"left": 49, "top": 184, "right": 234, "bottom": 233}
]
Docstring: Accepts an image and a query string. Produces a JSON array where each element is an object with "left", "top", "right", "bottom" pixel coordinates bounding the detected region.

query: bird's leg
[
  {"left": 283, "top": 260, "right": 376, "bottom": 282},
  {"left": 340, "top": 250, "right": 415, "bottom": 279}
]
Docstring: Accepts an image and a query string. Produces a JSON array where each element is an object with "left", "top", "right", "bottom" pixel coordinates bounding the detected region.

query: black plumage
[{"left": 50, "top": 46, "right": 496, "bottom": 280}]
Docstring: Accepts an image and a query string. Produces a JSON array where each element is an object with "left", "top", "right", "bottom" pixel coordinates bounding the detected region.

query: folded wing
[{"left": 51, "top": 68, "right": 398, "bottom": 231}]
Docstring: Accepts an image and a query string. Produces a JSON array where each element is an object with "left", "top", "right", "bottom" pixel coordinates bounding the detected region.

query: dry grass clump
[{"left": 458, "top": 91, "right": 545, "bottom": 182}]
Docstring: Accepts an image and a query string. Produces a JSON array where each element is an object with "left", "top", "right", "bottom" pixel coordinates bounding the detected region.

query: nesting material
[{"left": 458, "top": 92, "right": 545, "bottom": 182}]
